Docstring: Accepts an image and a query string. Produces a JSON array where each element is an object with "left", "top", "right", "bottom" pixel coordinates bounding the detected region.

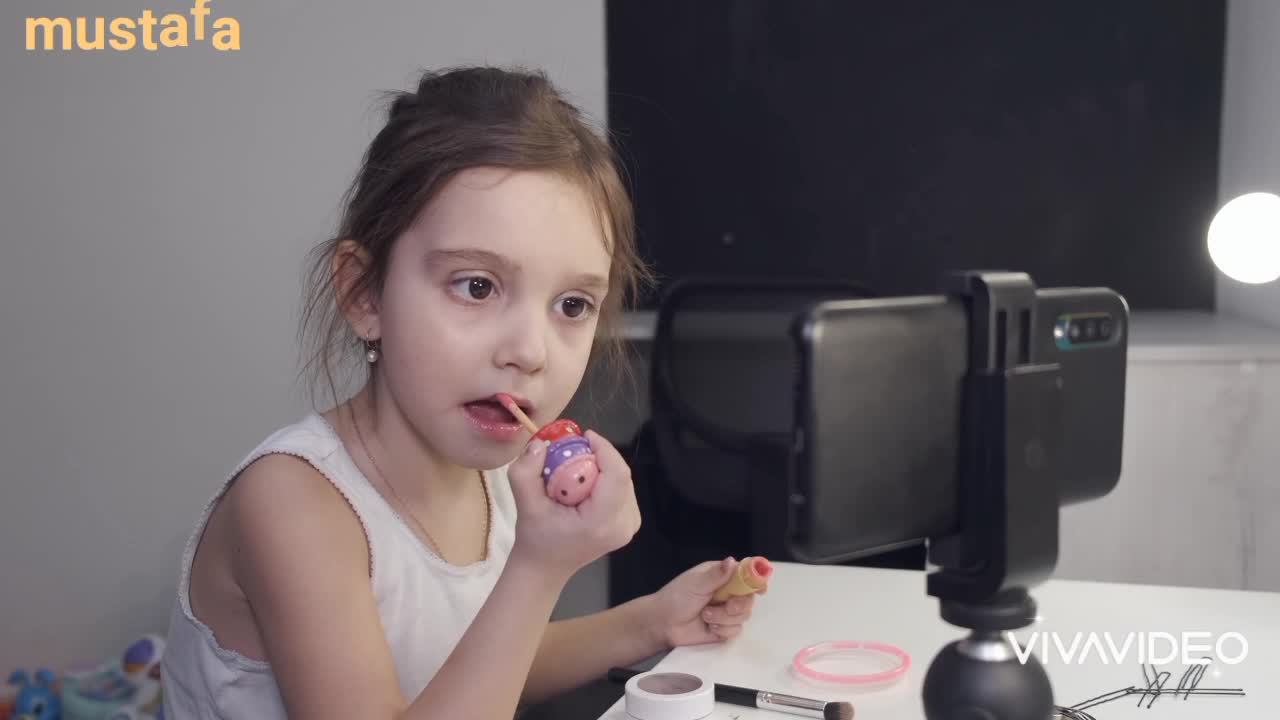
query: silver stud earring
[{"left": 364, "top": 338, "right": 381, "bottom": 364}]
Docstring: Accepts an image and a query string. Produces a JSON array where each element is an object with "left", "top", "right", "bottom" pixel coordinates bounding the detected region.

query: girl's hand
[
  {"left": 507, "top": 430, "right": 641, "bottom": 583},
  {"left": 645, "top": 557, "right": 763, "bottom": 648}
]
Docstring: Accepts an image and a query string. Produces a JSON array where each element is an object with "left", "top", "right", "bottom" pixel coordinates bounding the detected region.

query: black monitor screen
[{"left": 606, "top": 1, "right": 1225, "bottom": 310}]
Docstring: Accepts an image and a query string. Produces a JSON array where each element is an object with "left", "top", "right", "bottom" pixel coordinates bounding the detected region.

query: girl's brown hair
[{"left": 296, "top": 65, "right": 656, "bottom": 410}]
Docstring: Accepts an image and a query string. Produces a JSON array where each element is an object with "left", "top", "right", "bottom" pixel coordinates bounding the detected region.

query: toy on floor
[
  {"left": 712, "top": 556, "right": 773, "bottom": 603},
  {"left": 60, "top": 635, "right": 164, "bottom": 720},
  {"left": 495, "top": 394, "right": 599, "bottom": 506},
  {"left": 8, "top": 668, "right": 61, "bottom": 720},
  {"left": 1, "top": 670, "right": 22, "bottom": 718}
]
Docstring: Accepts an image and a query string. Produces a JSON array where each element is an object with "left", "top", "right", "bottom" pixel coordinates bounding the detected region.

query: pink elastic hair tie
[{"left": 792, "top": 640, "right": 911, "bottom": 684}]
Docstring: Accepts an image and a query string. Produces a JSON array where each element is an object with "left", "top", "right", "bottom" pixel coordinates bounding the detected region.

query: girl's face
[{"left": 373, "top": 167, "right": 612, "bottom": 471}]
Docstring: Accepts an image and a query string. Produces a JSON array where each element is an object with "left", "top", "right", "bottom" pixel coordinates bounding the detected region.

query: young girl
[{"left": 160, "top": 66, "right": 762, "bottom": 719}]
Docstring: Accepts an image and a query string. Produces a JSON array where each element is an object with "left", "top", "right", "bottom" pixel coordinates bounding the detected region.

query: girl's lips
[
  {"left": 466, "top": 399, "right": 515, "bottom": 423},
  {"left": 462, "top": 403, "right": 521, "bottom": 440}
]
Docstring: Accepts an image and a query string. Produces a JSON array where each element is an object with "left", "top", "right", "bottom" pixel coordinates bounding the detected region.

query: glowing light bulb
[{"left": 1208, "top": 192, "right": 1280, "bottom": 284}]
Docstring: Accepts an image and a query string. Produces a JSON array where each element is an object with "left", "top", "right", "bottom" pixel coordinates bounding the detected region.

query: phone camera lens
[
  {"left": 1069, "top": 322, "right": 1082, "bottom": 341},
  {"left": 1099, "top": 317, "right": 1113, "bottom": 340},
  {"left": 1083, "top": 319, "right": 1098, "bottom": 340}
]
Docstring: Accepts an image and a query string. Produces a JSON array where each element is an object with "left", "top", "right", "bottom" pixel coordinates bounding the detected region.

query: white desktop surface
[{"left": 597, "top": 562, "right": 1280, "bottom": 719}]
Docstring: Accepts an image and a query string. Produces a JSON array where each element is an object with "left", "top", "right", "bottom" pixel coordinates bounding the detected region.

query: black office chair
[{"left": 609, "top": 277, "right": 927, "bottom": 607}]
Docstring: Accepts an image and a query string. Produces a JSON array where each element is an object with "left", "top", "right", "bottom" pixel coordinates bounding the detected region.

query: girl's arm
[
  {"left": 519, "top": 596, "right": 666, "bottom": 705},
  {"left": 229, "top": 453, "right": 565, "bottom": 720},
  {"left": 229, "top": 430, "right": 640, "bottom": 720},
  {"left": 520, "top": 557, "right": 759, "bottom": 705}
]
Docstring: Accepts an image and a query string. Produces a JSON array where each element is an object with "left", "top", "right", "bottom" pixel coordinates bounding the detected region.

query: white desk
[{"left": 597, "top": 562, "right": 1280, "bottom": 719}]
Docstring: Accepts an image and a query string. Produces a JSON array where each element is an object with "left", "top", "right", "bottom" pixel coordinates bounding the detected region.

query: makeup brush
[
  {"left": 494, "top": 393, "right": 540, "bottom": 435},
  {"left": 607, "top": 667, "right": 854, "bottom": 720}
]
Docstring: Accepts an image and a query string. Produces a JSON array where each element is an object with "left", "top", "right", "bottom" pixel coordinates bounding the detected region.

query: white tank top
[{"left": 161, "top": 412, "right": 518, "bottom": 719}]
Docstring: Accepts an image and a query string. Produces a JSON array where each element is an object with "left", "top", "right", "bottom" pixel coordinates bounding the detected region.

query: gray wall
[
  {"left": 1218, "top": 0, "right": 1280, "bottom": 329},
  {"left": 0, "top": 0, "right": 605, "bottom": 672}
]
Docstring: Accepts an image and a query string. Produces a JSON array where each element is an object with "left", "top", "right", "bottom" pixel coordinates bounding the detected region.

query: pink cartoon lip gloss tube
[{"left": 496, "top": 394, "right": 599, "bottom": 506}]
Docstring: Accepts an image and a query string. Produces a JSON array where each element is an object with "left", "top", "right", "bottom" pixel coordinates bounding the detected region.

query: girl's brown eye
[
  {"left": 468, "top": 278, "right": 493, "bottom": 299},
  {"left": 559, "top": 296, "right": 596, "bottom": 319}
]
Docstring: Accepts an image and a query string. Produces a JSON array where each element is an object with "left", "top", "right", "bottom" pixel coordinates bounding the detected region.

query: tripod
[{"left": 921, "top": 272, "right": 1062, "bottom": 719}]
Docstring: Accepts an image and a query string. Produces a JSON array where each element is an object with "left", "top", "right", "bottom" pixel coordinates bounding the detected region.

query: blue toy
[
  {"left": 60, "top": 635, "right": 164, "bottom": 720},
  {"left": 10, "top": 667, "right": 61, "bottom": 720},
  {"left": 2, "top": 670, "right": 25, "bottom": 718}
]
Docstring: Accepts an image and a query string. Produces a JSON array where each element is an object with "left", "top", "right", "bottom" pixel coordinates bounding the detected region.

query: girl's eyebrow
[
  {"left": 569, "top": 272, "right": 610, "bottom": 294},
  {"left": 426, "top": 248, "right": 518, "bottom": 274}
]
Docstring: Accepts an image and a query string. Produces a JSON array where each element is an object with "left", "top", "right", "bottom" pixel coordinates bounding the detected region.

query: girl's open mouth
[{"left": 463, "top": 399, "right": 518, "bottom": 424}]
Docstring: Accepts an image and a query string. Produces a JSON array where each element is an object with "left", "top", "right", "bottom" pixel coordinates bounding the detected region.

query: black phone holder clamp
[{"left": 921, "top": 271, "right": 1063, "bottom": 720}]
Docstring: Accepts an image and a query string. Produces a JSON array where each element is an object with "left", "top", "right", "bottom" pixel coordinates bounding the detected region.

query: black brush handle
[
  {"left": 606, "top": 667, "right": 759, "bottom": 709},
  {"left": 607, "top": 667, "right": 641, "bottom": 684},
  {"left": 713, "top": 682, "right": 759, "bottom": 708}
]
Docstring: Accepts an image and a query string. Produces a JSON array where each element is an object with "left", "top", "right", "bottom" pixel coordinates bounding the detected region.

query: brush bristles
[{"left": 824, "top": 701, "right": 855, "bottom": 720}]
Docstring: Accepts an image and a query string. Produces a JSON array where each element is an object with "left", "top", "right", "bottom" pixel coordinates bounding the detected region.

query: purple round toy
[{"left": 542, "top": 434, "right": 598, "bottom": 506}]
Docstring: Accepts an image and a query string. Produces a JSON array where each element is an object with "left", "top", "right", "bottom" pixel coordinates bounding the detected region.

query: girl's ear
[{"left": 331, "top": 238, "right": 380, "bottom": 339}]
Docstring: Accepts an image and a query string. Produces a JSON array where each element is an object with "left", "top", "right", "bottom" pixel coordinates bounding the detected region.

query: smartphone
[{"left": 784, "top": 287, "right": 1128, "bottom": 564}]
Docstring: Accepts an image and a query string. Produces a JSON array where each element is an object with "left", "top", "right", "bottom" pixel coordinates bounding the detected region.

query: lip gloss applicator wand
[{"left": 495, "top": 393, "right": 540, "bottom": 435}]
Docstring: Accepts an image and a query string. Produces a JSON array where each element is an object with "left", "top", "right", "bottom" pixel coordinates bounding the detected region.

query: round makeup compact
[{"left": 623, "top": 670, "right": 715, "bottom": 720}]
